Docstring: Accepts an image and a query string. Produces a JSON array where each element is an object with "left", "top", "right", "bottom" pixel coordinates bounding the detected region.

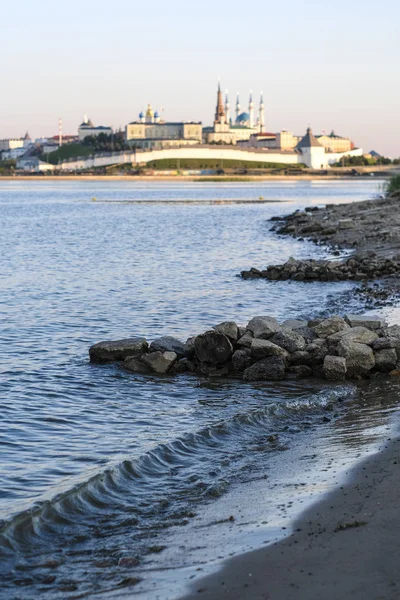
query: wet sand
[{"left": 182, "top": 435, "right": 400, "bottom": 600}]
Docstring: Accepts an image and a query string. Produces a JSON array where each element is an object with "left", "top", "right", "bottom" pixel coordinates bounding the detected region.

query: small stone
[
  {"left": 149, "top": 336, "right": 185, "bottom": 357},
  {"left": 89, "top": 337, "right": 148, "bottom": 363},
  {"left": 237, "top": 331, "right": 254, "bottom": 348},
  {"left": 246, "top": 316, "right": 280, "bottom": 339},
  {"left": 123, "top": 356, "right": 151, "bottom": 374},
  {"left": 287, "top": 365, "right": 313, "bottom": 378},
  {"left": 183, "top": 336, "right": 196, "bottom": 357},
  {"left": 289, "top": 351, "right": 311, "bottom": 366},
  {"left": 323, "top": 355, "right": 347, "bottom": 381},
  {"left": 281, "top": 319, "right": 308, "bottom": 330},
  {"left": 232, "top": 348, "right": 253, "bottom": 372},
  {"left": 372, "top": 337, "right": 396, "bottom": 351},
  {"left": 250, "top": 338, "right": 289, "bottom": 359},
  {"left": 314, "top": 316, "right": 349, "bottom": 338},
  {"left": 338, "top": 219, "right": 355, "bottom": 230},
  {"left": 271, "top": 330, "right": 306, "bottom": 353},
  {"left": 337, "top": 340, "right": 375, "bottom": 376},
  {"left": 345, "top": 314, "right": 385, "bottom": 330},
  {"left": 141, "top": 351, "right": 177, "bottom": 374},
  {"left": 374, "top": 349, "right": 397, "bottom": 372},
  {"left": 327, "top": 327, "right": 378, "bottom": 346}
]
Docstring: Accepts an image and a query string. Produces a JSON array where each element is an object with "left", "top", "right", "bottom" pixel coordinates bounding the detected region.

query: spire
[
  {"left": 215, "top": 80, "right": 226, "bottom": 124},
  {"left": 259, "top": 91, "right": 265, "bottom": 133},
  {"left": 249, "top": 90, "right": 255, "bottom": 128},
  {"left": 225, "top": 90, "right": 230, "bottom": 124},
  {"left": 235, "top": 92, "right": 241, "bottom": 121}
]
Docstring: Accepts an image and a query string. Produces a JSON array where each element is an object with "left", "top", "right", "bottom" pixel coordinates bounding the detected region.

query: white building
[
  {"left": 78, "top": 115, "right": 113, "bottom": 140},
  {"left": 0, "top": 132, "right": 31, "bottom": 152}
]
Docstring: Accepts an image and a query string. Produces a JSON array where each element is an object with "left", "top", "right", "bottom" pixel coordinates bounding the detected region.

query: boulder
[
  {"left": 194, "top": 331, "right": 233, "bottom": 365},
  {"left": 246, "top": 316, "right": 279, "bottom": 339},
  {"left": 383, "top": 325, "right": 400, "bottom": 339},
  {"left": 141, "top": 351, "right": 177, "bottom": 374},
  {"left": 183, "top": 336, "right": 196, "bottom": 358},
  {"left": 337, "top": 340, "right": 375, "bottom": 376},
  {"left": 271, "top": 330, "right": 306, "bottom": 353},
  {"left": 123, "top": 356, "right": 150, "bottom": 374},
  {"left": 289, "top": 351, "right": 311, "bottom": 366},
  {"left": 287, "top": 365, "right": 313, "bottom": 378},
  {"left": 313, "top": 316, "right": 349, "bottom": 338},
  {"left": 372, "top": 337, "right": 396, "bottom": 351},
  {"left": 295, "top": 326, "right": 318, "bottom": 343},
  {"left": 250, "top": 338, "right": 289, "bottom": 359},
  {"left": 344, "top": 314, "right": 385, "bottom": 330},
  {"left": 237, "top": 331, "right": 254, "bottom": 348},
  {"left": 323, "top": 355, "right": 347, "bottom": 381},
  {"left": 213, "top": 321, "right": 239, "bottom": 342},
  {"left": 327, "top": 326, "right": 378, "bottom": 346},
  {"left": 243, "top": 356, "right": 286, "bottom": 381},
  {"left": 374, "top": 348, "right": 397, "bottom": 372},
  {"left": 232, "top": 348, "right": 253, "bottom": 372},
  {"left": 281, "top": 319, "right": 308, "bottom": 330},
  {"left": 149, "top": 336, "right": 185, "bottom": 357},
  {"left": 89, "top": 337, "right": 148, "bottom": 363}
]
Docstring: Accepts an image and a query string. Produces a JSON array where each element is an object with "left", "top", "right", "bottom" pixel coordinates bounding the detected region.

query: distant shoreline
[{"left": 0, "top": 174, "right": 389, "bottom": 182}]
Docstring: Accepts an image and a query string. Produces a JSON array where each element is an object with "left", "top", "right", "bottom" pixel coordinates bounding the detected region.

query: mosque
[{"left": 204, "top": 82, "right": 265, "bottom": 144}]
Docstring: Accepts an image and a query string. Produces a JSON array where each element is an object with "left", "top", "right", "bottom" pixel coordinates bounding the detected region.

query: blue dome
[
  {"left": 139, "top": 111, "right": 144, "bottom": 118},
  {"left": 236, "top": 112, "right": 250, "bottom": 123},
  {"left": 154, "top": 111, "right": 159, "bottom": 118}
]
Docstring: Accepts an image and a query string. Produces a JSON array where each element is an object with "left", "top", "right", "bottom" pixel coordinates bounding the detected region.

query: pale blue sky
[{"left": 2, "top": 0, "right": 399, "bottom": 155}]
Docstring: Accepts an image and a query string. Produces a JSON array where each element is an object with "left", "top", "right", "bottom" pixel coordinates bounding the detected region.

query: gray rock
[
  {"left": 149, "top": 336, "right": 185, "bottom": 357},
  {"left": 194, "top": 330, "right": 233, "bottom": 365},
  {"left": 237, "top": 331, "right": 254, "bottom": 348},
  {"left": 271, "top": 329, "right": 306, "bottom": 353},
  {"left": 213, "top": 321, "right": 239, "bottom": 342},
  {"left": 345, "top": 314, "right": 385, "bottom": 330},
  {"left": 337, "top": 340, "right": 375, "bottom": 375},
  {"left": 327, "top": 326, "right": 378, "bottom": 346},
  {"left": 141, "top": 351, "right": 177, "bottom": 374},
  {"left": 89, "top": 337, "right": 148, "bottom": 363},
  {"left": 246, "top": 316, "right": 280, "bottom": 339},
  {"left": 183, "top": 336, "right": 196, "bottom": 358},
  {"left": 232, "top": 348, "right": 253, "bottom": 372},
  {"left": 281, "top": 319, "right": 308, "bottom": 330},
  {"left": 338, "top": 219, "right": 355, "bottom": 230},
  {"left": 287, "top": 365, "right": 313, "bottom": 378},
  {"left": 243, "top": 356, "right": 286, "bottom": 381},
  {"left": 323, "top": 355, "right": 347, "bottom": 381},
  {"left": 289, "top": 351, "right": 311, "bottom": 366},
  {"left": 372, "top": 337, "right": 396, "bottom": 351},
  {"left": 123, "top": 356, "right": 150, "bottom": 374},
  {"left": 374, "top": 348, "right": 397, "bottom": 372},
  {"left": 295, "top": 326, "right": 318, "bottom": 343},
  {"left": 313, "top": 316, "right": 349, "bottom": 338},
  {"left": 383, "top": 325, "right": 400, "bottom": 339},
  {"left": 250, "top": 338, "right": 289, "bottom": 359},
  {"left": 238, "top": 326, "right": 247, "bottom": 338}
]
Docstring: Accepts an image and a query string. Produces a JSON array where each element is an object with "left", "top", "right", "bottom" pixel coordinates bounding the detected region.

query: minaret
[
  {"left": 249, "top": 91, "right": 255, "bottom": 128},
  {"left": 225, "top": 90, "right": 230, "bottom": 124},
  {"left": 259, "top": 91, "right": 265, "bottom": 133},
  {"left": 235, "top": 93, "right": 240, "bottom": 122},
  {"left": 215, "top": 80, "right": 226, "bottom": 124}
]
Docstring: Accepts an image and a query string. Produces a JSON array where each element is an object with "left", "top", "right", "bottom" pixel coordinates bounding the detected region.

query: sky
[{"left": 1, "top": 0, "right": 399, "bottom": 156}]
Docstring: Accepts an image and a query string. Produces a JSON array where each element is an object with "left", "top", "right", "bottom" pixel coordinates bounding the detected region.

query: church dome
[
  {"left": 139, "top": 111, "right": 144, "bottom": 119},
  {"left": 236, "top": 112, "right": 250, "bottom": 123},
  {"left": 154, "top": 111, "right": 159, "bottom": 118},
  {"left": 146, "top": 104, "right": 154, "bottom": 118}
]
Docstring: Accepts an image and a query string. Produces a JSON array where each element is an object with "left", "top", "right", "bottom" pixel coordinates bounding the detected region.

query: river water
[{"left": 1, "top": 178, "right": 399, "bottom": 599}]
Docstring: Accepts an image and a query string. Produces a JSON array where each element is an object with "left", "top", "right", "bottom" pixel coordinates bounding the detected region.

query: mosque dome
[
  {"left": 154, "top": 111, "right": 159, "bottom": 118},
  {"left": 236, "top": 112, "right": 250, "bottom": 124}
]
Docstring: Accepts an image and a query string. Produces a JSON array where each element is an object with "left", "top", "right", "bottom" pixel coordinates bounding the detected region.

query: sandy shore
[{"left": 182, "top": 435, "right": 400, "bottom": 600}]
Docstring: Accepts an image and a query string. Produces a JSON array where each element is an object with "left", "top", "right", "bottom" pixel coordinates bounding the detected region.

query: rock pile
[
  {"left": 241, "top": 253, "right": 400, "bottom": 282},
  {"left": 89, "top": 314, "right": 400, "bottom": 382}
]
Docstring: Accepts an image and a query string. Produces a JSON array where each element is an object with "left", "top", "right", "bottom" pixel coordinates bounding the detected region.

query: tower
[
  {"left": 248, "top": 91, "right": 255, "bottom": 128},
  {"left": 259, "top": 92, "right": 265, "bottom": 133},
  {"left": 58, "top": 117, "right": 63, "bottom": 147},
  {"left": 215, "top": 81, "right": 226, "bottom": 124},
  {"left": 235, "top": 93, "right": 240, "bottom": 122},
  {"left": 225, "top": 90, "right": 230, "bottom": 124}
]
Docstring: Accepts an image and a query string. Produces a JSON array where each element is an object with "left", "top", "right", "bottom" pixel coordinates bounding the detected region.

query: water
[{"left": 0, "top": 178, "right": 394, "bottom": 599}]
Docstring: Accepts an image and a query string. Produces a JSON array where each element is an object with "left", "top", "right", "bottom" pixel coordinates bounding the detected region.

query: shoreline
[
  {"left": 181, "top": 433, "right": 400, "bottom": 600},
  {"left": 0, "top": 174, "right": 391, "bottom": 182}
]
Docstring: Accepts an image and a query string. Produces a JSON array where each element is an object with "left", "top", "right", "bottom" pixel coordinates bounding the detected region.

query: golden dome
[{"left": 146, "top": 104, "right": 154, "bottom": 118}]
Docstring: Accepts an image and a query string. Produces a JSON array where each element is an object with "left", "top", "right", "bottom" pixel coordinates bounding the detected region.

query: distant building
[
  {"left": 125, "top": 105, "right": 202, "bottom": 149},
  {"left": 317, "top": 131, "right": 353, "bottom": 153},
  {"left": 205, "top": 84, "right": 264, "bottom": 144},
  {"left": 78, "top": 115, "right": 113, "bottom": 140},
  {"left": 0, "top": 132, "right": 32, "bottom": 152},
  {"left": 296, "top": 128, "right": 328, "bottom": 169},
  {"left": 17, "top": 157, "right": 55, "bottom": 172}
]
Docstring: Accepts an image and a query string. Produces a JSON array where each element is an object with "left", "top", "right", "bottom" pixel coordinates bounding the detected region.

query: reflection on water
[{"left": 0, "top": 179, "right": 395, "bottom": 599}]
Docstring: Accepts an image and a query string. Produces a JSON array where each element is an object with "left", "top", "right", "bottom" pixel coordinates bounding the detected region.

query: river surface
[{"left": 1, "top": 178, "right": 399, "bottom": 599}]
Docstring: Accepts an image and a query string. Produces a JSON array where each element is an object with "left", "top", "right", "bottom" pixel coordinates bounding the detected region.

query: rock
[
  {"left": 123, "top": 356, "right": 150, "bottom": 374},
  {"left": 237, "top": 331, "right": 254, "bottom": 348},
  {"left": 232, "top": 348, "right": 253, "bottom": 372},
  {"left": 183, "top": 336, "right": 196, "bottom": 358},
  {"left": 374, "top": 348, "right": 397, "bottom": 372},
  {"left": 323, "top": 355, "right": 347, "bottom": 381},
  {"left": 287, "top": 365, "right": 313, "bottom": 378},
  {"left": 170, "top": 358, "right": 191, "bottom": 374},
  {"left": 213, "top": 321, "right": 239, "bottom": 342},
  {"left": 89, "top": 337, "right": 148, "bottom": 363},
  {"left": 372, "top": 337, "right": 396, "bottom": 351},
  {"left": 344, "top": 314, "right": 385, "bottom": 330},
  {"left": 383, "top": 325, "right": 400, "bottom": 339},
  {"left": 327, "top": 326, "right": 378, "bottom": 346},
  {"left": 295, "top": 326, "right": 318, "bottom": 343},
  {"left": 141, "top": 351, "right": 177, "bottom": 374},
  {"left": 313, "top": 316, "right": 349, "bottom": 338},
  {"left": 246, "top": 316, "right": 279, "bottom": 339},
  {"left": 289, "top": 351, "right": 311, "bottom": 366},
  {"left": 243, "top": 356, "right": 286, "bottom": 381},
  {"left": 338, "top": 219, "right": 355, "bottom": 230},
  {"left": 238, "top": 326, "right": 247, "bottom": 338},
  {"left": 271, "top": 329, "right": 306, "bottom": 353},
  {"left": 337, "top": 340, "right": 375, "bottom": 376},
  {"left": 194, "top": 331, "right": 233, "bottom": 365},
  {"left": 250, "top": 339, "right": 289, "bottom": 359},
  {"left": 149, "top": 336, "right": 185, "bottom": 357},
  {"left": 281, "top": 319, "right": 308, "bottom": 330}
]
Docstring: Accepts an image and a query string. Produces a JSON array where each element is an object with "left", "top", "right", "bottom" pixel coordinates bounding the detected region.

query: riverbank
[{"left": 182, "top": 434, "right": 400, "bottom": 600}]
